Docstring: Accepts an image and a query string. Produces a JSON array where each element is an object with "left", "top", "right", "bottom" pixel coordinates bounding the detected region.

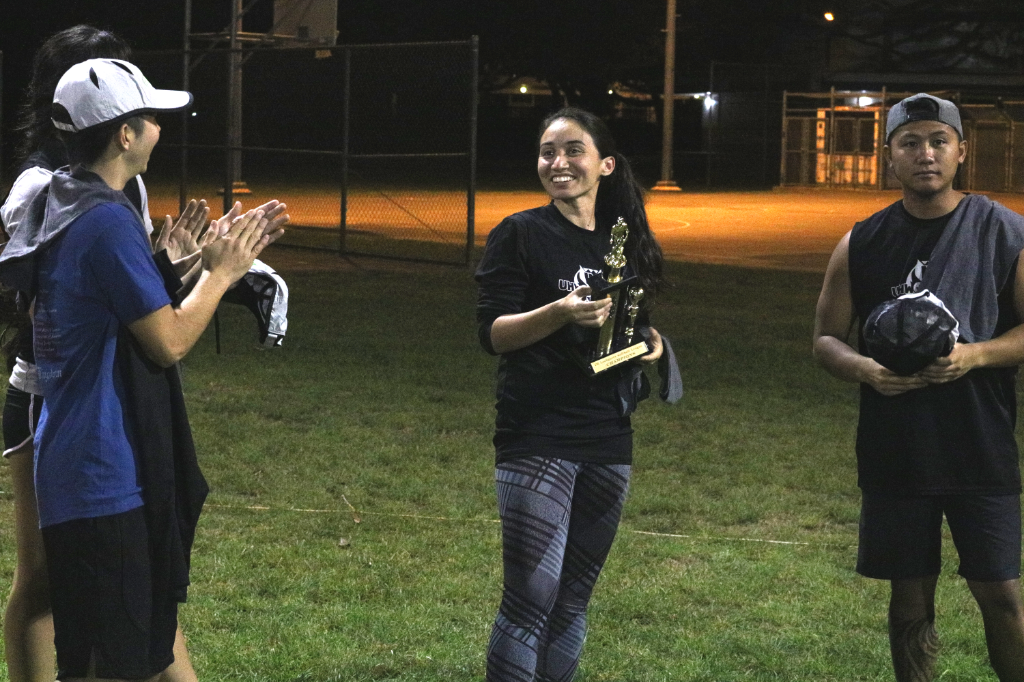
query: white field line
[{"left": 203, "top": 503, "right": 848, "bottom": 547}]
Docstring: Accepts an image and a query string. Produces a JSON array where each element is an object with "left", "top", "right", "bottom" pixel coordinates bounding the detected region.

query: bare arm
[
  {"left": 128, "top": 209, "right": 270, "bottom": 367},
  {"left": 812, "top": 232, "right": 928, "bottom": 395},
  {"left": 172, "top": 251, "right": 202, "bottom": 278},
  {"left": 918, "top": 246, "right": 1024, "bottom": 383},
  {"left": 176, "top": 256, "right": 204, "bottom": 293},
  {"left": 489, "top": 285, "right": 612, "bottom": 355}
]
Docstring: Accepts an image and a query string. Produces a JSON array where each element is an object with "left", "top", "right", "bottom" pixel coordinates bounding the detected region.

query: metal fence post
[
  {"left": 707, "top": 61, "right": 715, "bottom": 188},
  {"left": 340, "top": 47, "right": 351, "bottom": 255},
  {"left": 1003, "top": 108, "right": 1013, "bottom": 193},
  {"left": 779, "top": 90, "right": 788, "bottom": 186},
  {"left": 828, "top": 86, "right": 836, "bottom": 187},
  {"left": 216, "top": 19, "right": 236, "bottom": 356},
  {"left": 465, "top": 36, "right": 479, "bottom": 265},
  {"left": 223, "top": 44, "right": 236, "bottom": 216},
  {"left": 761, "top": 68, "right": 769, "bottom": 187},
  {"left": 180, "top": 0, "right": 192, "bottom": 213},
  {"left": 1011, "top": 120, "right": 1018, "bottom": 192},
  {"left": 877, "top": 86, "right": 887, "bottom": 190},
  {"left": 0, "top": 49, "right": 4, "bottom": 189}
]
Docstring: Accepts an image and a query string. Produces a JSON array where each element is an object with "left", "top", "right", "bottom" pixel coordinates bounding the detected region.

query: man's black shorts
[
  {"left": 857, "top": 492, "right": 1022, "bottom": 582},
  {"left": 42, "top": 506, "right": 177, "bottom": 680}
]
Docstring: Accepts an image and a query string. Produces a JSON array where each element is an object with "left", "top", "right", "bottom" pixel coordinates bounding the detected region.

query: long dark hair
[
  {"left": 14, "top": 25, "right": 131, "bottom": 165},
  {"left": 2, "top": 26, "right": 130, "bottom": 372},
  {"left": 539, "top": 107, "right": 664, "bottom": 301}
]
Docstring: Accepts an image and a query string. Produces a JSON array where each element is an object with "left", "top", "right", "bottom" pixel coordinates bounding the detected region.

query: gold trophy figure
[
  {"left": 625, "top": 286, "right": 644, "bottom": 346},
  {"left": 587, "top": 217, "right": 650, "bottom": 375},
  {"left": 596, "top": 219, "right": 629, "bottom": 357}
]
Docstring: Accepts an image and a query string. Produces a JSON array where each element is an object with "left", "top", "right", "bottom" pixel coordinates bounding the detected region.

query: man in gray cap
[{"left": 813, "top": 92, "right": 1024, "bottom": 681}]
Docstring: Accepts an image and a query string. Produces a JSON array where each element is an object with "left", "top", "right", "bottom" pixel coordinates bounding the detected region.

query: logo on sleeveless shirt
[
  {"left": 892, "top": 260, "right": 928, "bottom": 297},
  {"left": 558, "top": 265, "right": 601, "bottom": 297}
]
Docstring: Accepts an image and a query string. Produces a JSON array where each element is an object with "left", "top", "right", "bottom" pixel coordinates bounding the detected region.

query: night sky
[
  {"left": 1, "top": 0, "right": 1022, "bottom": 176},
  {"left": 0, "top": 0, "right": 829, "bottom": 106},
  {"left": 3, "top": 0, "right": 1022, "bottom": 98}
]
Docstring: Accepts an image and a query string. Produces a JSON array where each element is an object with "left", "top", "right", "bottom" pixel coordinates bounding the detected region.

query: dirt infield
[
  {"left": 148, "top": 186, "right": 1024, "bottom": 274},
  {"left": 476, "top": 189, "right": 1024, "bottom": 274}
]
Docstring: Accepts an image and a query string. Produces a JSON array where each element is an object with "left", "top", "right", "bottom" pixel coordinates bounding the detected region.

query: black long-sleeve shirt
[{"left": 475, "top": 204, "right": 638, "bottom": 465}]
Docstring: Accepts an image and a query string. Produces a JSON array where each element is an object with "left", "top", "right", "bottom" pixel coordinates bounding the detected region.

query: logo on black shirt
[
  {"left": 559, "top": 266, "right": 601, "bottom": 297},
  {"left": 892, "top": 260, "right": 928, "bottom": 297}
]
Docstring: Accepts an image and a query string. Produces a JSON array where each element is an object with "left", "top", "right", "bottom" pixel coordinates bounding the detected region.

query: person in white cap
[
  {"left": 814, "top": 92, "right": 1024, "bottom": 680},
  {"left": 0, "top": 30, "right": 290, "bottom": 682},
  {"left": 0, "top": 58, "right": 283, "bottom": 682}
]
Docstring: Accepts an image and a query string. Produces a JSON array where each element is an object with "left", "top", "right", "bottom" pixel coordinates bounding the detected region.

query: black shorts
[
  {"left": 857, "top": 492, "right": 1022, "bottom": 582},
  {"left": 42, "top": 507, "right": 177, "bottom": 680},
  {"left": 2, "top": 385, "right": 42, "bottom": 456}
]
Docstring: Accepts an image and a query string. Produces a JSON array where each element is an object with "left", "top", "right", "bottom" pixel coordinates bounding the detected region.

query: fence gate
[
  {"left": 781, "top": 90, "right": 885, "bottom": 189},
  {"left": 818, "top": 109, "right": 878, "bottom": 187},
  {"left": 783, "top": 116, "right": 816, "bottom": 185}
]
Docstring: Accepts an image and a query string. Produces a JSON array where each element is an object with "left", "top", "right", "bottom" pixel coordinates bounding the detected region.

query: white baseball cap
[{"left": 52, "top": 58, "right": 192, "bottom": 133}]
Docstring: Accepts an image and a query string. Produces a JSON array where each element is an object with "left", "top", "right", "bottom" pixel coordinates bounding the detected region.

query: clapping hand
[
  {"left": 201, "top": 208, "right": 272, "bottom": 283},
  {"left": 154, "top": 199, "right": 210, "bottom": 260},
  {"left": 209, "top": 200, "right": 289, "bottom": 247}
]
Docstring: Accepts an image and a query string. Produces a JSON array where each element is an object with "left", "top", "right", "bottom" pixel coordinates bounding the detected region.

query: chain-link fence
[
  {"left": 134, "top": 39, "right": 478, "bottom": 264},
  {"left": 703, "top": 62, "right": 794, "bottom": 189}
]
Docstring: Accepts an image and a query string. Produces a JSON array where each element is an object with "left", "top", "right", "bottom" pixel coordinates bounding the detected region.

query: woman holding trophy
[{"left": 476, "top": 107, "right": 666, "bottom": 681}]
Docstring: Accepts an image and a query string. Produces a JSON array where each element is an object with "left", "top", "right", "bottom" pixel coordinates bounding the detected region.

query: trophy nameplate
[{"left": 585, "top": 217, "right": 648, "bottom": 375}]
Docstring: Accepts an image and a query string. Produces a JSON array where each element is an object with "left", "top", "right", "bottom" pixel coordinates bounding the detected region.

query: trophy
[{"left": 585, "top": 217, "right": 649, "bottom": 375}]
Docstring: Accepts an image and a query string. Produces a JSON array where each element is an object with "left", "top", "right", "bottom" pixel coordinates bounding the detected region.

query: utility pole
[
  {"left": 653, "top": 0, "right": 682, "bottom": 191},
  {"left": 180, "top": 0, "right": 192, "bottom": 213},
  {"left": 225, "top": 0, "right": 251, "bottom": 201}
]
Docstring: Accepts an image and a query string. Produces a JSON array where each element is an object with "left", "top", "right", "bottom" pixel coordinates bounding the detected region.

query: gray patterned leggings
[{"left": 487, "top": 456, "right": 631, "bottom": 682}]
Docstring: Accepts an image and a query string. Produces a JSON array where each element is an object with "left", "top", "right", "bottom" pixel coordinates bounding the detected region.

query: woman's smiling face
[{"left": 537, "top": 117, "right": 615, "bottom": 204}]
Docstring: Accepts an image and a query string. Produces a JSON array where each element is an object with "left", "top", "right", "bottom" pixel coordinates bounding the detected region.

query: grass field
[{"left": 0, "top": 244, "right": 1018, "bottom": 680}]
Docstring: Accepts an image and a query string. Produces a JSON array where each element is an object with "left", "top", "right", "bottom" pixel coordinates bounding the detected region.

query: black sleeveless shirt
[{"left": 849, "top": 200, "right": 1021, "bottom": 495}]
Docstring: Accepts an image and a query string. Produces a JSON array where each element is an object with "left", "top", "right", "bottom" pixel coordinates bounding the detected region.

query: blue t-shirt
[{"left": 33, "top": 202, "right": 172, "bottom": 528}]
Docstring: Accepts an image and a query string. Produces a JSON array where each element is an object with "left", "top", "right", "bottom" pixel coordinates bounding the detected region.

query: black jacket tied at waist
[{"left": 116, "top": 253, "right": 207, "bottom": 604}]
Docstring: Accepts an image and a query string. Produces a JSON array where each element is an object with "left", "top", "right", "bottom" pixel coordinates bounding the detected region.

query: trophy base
[{"left": 589, "top": 340, "right": 649, "bottom": 375}]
